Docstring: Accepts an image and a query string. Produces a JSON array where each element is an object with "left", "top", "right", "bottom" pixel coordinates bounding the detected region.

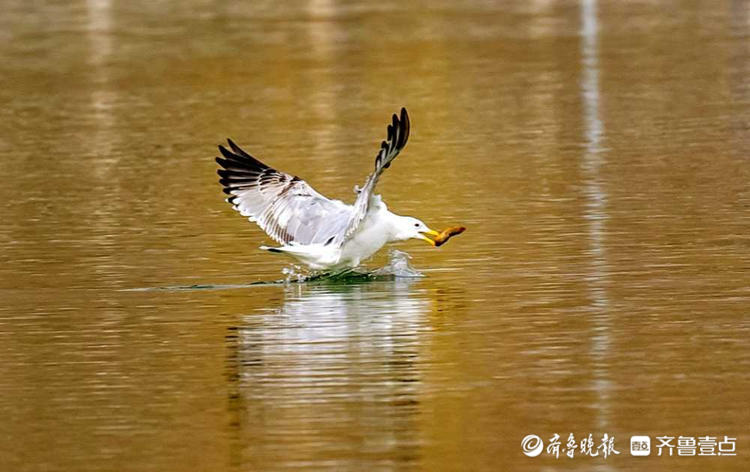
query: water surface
[{"left": 0, "top": 1, "right": 748, "bottom": 471}]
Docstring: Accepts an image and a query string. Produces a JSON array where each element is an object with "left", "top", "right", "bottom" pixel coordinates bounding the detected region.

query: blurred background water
[{"left": 0, "top": 0, "right": 748, "bottom": 471}]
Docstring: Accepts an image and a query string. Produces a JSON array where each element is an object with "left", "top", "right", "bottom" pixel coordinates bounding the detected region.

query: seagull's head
[{"left": 395, "top": 216, "right": 440, "bottom": 246}]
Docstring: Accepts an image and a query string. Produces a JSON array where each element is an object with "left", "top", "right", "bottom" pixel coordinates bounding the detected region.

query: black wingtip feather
[
  {"left": 399, "top": 108, "right": 410, "bottom": 149},
  {"left": 227, "top": 138, "right": 252, "bottom": 158},
  {"left": 218, "top": 145, "right": 237, "bottom": 160},
  {"left": 215, "top": 140, "right": 273, "bottom": 178}
]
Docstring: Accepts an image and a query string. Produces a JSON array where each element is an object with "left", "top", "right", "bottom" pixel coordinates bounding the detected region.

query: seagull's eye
[{"left": 414, "top": 223, "right": 419, "bottom": 227}]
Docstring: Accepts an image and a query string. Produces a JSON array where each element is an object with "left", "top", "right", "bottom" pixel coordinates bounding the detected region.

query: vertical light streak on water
[
  {"left": 85, "top": 0, "right": 122, "bottom": 282},
  {"left": 86, "top": 0, "right": 112, "bottom": 72},
  {"left": 306, "top": 0, "right": 339, "bottom": 156},
  {"left": 580, "top": 0, "right": 614, "bottom": 441},
  {"left": 86, "top": 0, "right": 118, "bottom": 175}
]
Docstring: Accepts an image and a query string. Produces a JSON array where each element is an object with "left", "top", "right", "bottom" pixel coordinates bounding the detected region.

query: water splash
[
  {"left": 122, "top": 250, "right": 423, "bottom": 291},
  {"left": 281, "top": 264, "right": 312, "bottom": 283},
  {"left": 291, "top": 249, "right": 423, "bottom": 282},
  {"left": 371, "top": 249, "right": 423, "bottom": 278}
]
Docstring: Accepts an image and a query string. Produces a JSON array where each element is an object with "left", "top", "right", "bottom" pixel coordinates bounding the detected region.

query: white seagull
[{"left": 216, "top": 108, "right": 445, "bottom": 271}]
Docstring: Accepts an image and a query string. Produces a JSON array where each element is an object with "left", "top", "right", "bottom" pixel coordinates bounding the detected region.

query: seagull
[{"left": 215, "top": 108, "right": 442, "bottom": 271}]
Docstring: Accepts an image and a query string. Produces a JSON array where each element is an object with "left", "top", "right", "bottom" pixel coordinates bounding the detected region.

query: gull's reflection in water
[{"left": 225, "top": 278, "right": 431, "bottom": 469}]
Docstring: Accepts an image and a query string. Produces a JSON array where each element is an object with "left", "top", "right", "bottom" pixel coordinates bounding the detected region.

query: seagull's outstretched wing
[
  {"left": 216, "top": 140, "right": 352, "bottom": 246},
  {"left": 340, "top": 107, "right": 410, "bottom": 243}
]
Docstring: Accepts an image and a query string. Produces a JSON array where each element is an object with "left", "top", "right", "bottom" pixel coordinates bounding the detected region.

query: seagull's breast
[{"left": 339, "top": 205, "right": 393, "bottom": 266}]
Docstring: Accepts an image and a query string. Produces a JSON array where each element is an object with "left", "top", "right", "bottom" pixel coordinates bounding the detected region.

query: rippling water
[{"left": 0, "top": 1, "right": 748, "bottom": 471}]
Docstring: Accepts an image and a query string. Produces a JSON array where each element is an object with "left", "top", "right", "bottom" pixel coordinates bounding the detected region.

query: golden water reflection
[{"left": 0, "top": 0, "right": 747, "bottom": 471}]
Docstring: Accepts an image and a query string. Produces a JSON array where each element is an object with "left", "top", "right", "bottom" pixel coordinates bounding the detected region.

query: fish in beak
[
  {"left": 422, "top": 226, "right": 466, "bottom": 247},
  {"left": 420, "top": 229, "right": 441, "bottom": 246}
]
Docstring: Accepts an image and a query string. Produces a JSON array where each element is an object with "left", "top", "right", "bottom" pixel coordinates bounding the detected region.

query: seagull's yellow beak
[{"left": 419, "top": 229, "right": 441, "bottom": 247}]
